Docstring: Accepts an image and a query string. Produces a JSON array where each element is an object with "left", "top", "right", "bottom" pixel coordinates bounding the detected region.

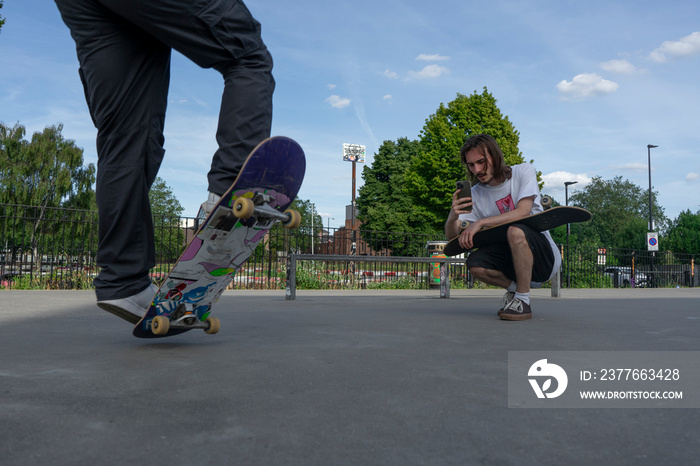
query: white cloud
[
  {"left": 383, "top": 94, "right": 392, "bottom": 100},
  {"left": 599, "top": 59, "right": 637, "bottom": 74},
  {"left": 416, "top": 54, "right": 450, "bottom": 62},
  {"left": 325, "top": 95, "right": 351, "bottom": 109},
  {"left": 686, "top": 172, "right": 699, "bottom": 182},
  {"left": 541, "top": 171, "right": 591, "bottom": 194},
  {"left": 611, "top": 163, "right": 648, "bottom": 172},
  {"left": 381, "top": 69, "right": 400, "bottom": 79},
  {"left": 406, "top": 64, "right": 449, "bottom": 80},
  {"left": 556, "top": 73, "right": 619, "bottom": 100},
  {"left": 327, "top": 83, "right": 337, "bottom": 89},
  {"left": 649, "top": 31, "right": 700, "bottom": 63}
]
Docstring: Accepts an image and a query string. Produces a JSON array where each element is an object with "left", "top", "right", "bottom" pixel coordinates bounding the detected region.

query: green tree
[
  {"left": 149, "top": 177, "right": 185, "bottom": 263},
  {"left": 1, "top": 123, "right": 96, "bottom": 266},
  {"left": 664, "top": 210, "right": 700, "bottom": 255},
  {"left": 568, "top": 176, "right": 666, "bottom": 250},
  {"left": 0, "top": 123, "right": 96, "bottom": 208},
  {"left": 356, "top": 138, "right": 435, "bottom": 254},
  {"left": 404, "top": 88, "right": 528, "bottom": 231}
]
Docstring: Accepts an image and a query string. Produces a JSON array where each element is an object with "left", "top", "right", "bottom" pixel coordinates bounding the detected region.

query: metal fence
[
  {"left": 561, "top": 244, "right": 698, "bottom": 289},
  {"left": 1, "top": 203, "right": 697, "bottom": 290}
]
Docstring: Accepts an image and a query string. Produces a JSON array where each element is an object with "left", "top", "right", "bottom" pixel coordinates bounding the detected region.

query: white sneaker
[
  {"left": 97, "top": 284, "right": 158, "bottom": 324},
  {"left": 199, "top": 192, "right": 221, "bottom": 220}
]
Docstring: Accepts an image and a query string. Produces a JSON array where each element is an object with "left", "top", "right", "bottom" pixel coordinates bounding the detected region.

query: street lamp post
[
  {"left": 647, "top": 144, "right": 658, "bottom": 288},
  {"left": 647, "top": 145, "right": 658, "bottom": 232},
  {"left": 564, "top": 181, "right": 578, "bottom": 288}
]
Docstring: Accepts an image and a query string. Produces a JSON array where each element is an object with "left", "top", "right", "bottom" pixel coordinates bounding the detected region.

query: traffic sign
[{"left": 647, "top": 232, "right": 659, "bottom": 251}]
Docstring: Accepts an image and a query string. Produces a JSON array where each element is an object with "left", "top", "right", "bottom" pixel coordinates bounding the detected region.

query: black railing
[
  {"left": 560, "top": 244, "right": 698, "bottom": 288},
  {"left": 1, "top": 204, "right": 697, "bottom": 290}
]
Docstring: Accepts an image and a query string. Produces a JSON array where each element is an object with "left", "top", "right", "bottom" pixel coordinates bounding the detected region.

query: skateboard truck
[
  {"left": 231, "top": 193, "right": 301, "bottom": 228},
  {"left": 150, "top": 302, "right": 221, "bottom": 336}
]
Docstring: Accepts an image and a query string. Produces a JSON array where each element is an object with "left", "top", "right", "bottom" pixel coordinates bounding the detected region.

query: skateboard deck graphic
[
  {"left": 444, "top": 206, "right": 592, "bottom": 257},
  {"left": 133, "top": 136, "right": 305, "bottom": 338}
]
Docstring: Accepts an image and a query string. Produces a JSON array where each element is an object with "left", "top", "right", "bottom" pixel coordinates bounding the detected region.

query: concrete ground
[{"left": 1, "top": 288, "right": 699, "bottom": 465}]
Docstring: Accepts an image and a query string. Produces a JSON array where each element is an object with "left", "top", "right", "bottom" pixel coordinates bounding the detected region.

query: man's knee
[
  {"left": 507, "top": 226, "right": 528, "bottom": 246},
  {"left": 507, "top": 225, "right": 525, "bottom": 239}
]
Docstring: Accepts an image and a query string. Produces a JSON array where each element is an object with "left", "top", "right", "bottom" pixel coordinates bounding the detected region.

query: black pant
[
  {"left": 55, "top": 0, "right": 275, "bottom": 300},
  {"left": 466, "top": 225, "right": 556, "bottom": 284}
]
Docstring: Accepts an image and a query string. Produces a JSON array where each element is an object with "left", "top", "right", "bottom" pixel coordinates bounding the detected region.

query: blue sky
[{"left": 1, "top": 0, "right": 699, "bottom": 229}]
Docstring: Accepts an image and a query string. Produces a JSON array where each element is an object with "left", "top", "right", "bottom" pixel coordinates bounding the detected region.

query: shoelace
[{"left": 504, "top": 298, "right": 524, "bottom": 313}]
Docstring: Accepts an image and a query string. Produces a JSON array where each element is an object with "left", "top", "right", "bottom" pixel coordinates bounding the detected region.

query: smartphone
[{"left": 455, "top": 180, "right": 472, "bottom": 212}]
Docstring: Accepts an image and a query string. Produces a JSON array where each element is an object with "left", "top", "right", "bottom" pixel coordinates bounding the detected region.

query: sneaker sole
[
  {"left": 500, "top": 312, "right": 532, "bottom": 321},
  {"left": 97, "top": 302, "right": 142, "bottom": 325}
]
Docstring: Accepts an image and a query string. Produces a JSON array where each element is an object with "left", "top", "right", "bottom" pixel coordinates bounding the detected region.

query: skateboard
[
  {"left": 133, "top": 136, "right": 306, "bottom": 338},
  {"left": 443, "top": 205, "right": 591, "bottom": 257}
]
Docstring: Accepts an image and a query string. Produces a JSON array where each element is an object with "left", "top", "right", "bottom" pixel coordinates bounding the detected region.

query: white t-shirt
[{"left": 458, "top": 163, "right": 562, "bottom": 285}]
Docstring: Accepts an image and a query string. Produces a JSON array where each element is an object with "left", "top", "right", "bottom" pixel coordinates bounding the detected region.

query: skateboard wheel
[
  {"left": 541, "top": 196, "right": 552, "bottom": 210},
  {"left": 204, "top": 316, "right": 220, "bottom": 335},
  {"left": 232, "top": 197, "right": 255, "bottom": 219},
  {"left": 152, "top": 315, "right": 170, "bottom": 335},
  {"left": 283, "top": 209, "right": 301, "bottom": 229}
]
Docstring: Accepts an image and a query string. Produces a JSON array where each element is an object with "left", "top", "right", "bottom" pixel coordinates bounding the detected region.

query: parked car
[{"left": 603, "top": 266, "right": 648, "bottom": 288}]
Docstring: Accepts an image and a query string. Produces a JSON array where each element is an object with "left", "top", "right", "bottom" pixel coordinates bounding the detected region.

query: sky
[{"left": 1, "top": 0, "right": 699, "bottom": 229}]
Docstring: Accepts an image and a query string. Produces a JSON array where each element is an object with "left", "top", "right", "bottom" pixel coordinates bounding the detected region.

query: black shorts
[{"left": 466, "top": 224, "right": 556, "bottom": 283}]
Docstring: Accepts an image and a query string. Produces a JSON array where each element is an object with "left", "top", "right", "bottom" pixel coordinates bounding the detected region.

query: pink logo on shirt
[{"left": 496, "top": 195, "right": 515, "bottom": 213}]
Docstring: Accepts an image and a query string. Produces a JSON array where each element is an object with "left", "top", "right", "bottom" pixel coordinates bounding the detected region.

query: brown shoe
[
  {"left": 497, "top": 291, "right": 515, "bottom": 316},
  {"left": 500, "top": 297, "right": 532, "bottom": 321}
]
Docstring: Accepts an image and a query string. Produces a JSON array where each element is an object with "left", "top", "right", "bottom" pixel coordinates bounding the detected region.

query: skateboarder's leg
[
  {"left": 89, "top": 0, "right": 275, "bottom": 197},
  {"left": 207, "top": 48, "right": 274, "bottom": 195},
  {"left": 56, "top": 0, "right": 170, "bottom": 302}
]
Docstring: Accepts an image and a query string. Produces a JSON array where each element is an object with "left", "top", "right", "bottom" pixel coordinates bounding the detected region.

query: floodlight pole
[
  {"left": 342, "top": 143, "right": 366, "bottom": 247},
  {"left": 352, "top": 159, "right": 357, "bottom": 214}
]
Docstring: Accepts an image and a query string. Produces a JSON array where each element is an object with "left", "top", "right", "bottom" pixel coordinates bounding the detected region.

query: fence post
[
  {"left": 440, "top": 259, "right": 450, "bottom": 299},
  {"left": 286, "top": 254, "right": 296, "bottom": 300},
  {"left": 551, "top": 266, "right": 561, "bottom": 297}
]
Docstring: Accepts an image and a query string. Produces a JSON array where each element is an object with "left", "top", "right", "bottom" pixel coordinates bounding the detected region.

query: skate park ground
[{"left": 1, "top": 288, "right": 699, "bottom": 465}]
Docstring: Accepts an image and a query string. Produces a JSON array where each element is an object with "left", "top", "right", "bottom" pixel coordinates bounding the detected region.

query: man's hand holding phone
[{"left": 452, "top": 180, "right": 473, "bottom": 215}]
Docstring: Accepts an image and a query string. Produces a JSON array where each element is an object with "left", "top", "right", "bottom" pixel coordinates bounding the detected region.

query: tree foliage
[
  {"left": 664, "top": 210, "right": 700, "bottom": 255},
  {"left": 149, "top": 177, "right": 184, "bottom": 219},
  {"left": 149, "top": 177, "right": 185, "bottom": 262},
  {"left": 1, "top": 123, "right": 96, "bottom": 261},
  {"left": 0, "top": 123, "right": 96, "bottom": 209},
  {"left": 567, "top": 176, "right": 666, "bottom": 250},
  {"left": 404, "top": 88, "right": 527, "bottom": 231},
  {"left": 356, "top": 138, "right": 436, "bottom": 254}
]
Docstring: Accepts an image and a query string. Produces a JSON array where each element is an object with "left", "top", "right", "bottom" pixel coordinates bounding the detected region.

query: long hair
[{"left": 459, "top": 134, "right": 512, "bottom": 185}]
